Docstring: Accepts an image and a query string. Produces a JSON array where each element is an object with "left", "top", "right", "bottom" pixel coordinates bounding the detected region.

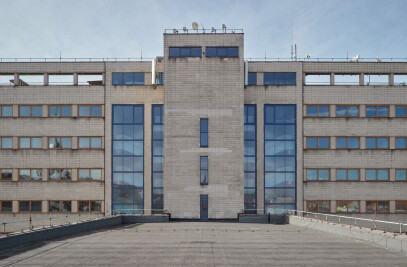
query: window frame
[
  {"left": 336, "top": 200, "right": 360, "bottom": 213},
  {"left": 77, "top": 200, "right": 102, "bottom": 212},
  {"left": 48, "top": 137, "right": 72, "bottom": 149},
  {"left": 200, "top": 156, "right": 209, "bottom": 185},
  {"left": 200, "top": 118, "right": 208, "bottom": 147},
  {"left": 48, "top": 105, "right": 72, "bottom": 117},
  {"left": 48, "top": 200, "right": 72, "bottom": 213},
  {"left": 48, "top": 168, "right": 72, "bottom": 181},
  {"left": 77, "top": 105, "right": 103, "bottom": 117},
  {"left": 395, "top": 137, "right": 407, "bottom": 149},
  {"left": 305, "top": 137, "right": 330, "bottom": 149},
  {"left": 335, "top": 105, "right": 360, "bottom": 117},
  {"left": 247, "top": 72, "right": 257, "bottom": 85},
  {"left": 335, "top": 169, "right": 360, "bottom": 181},
  {"left": 18, "top": 105, "right": 42, "bottom": 117},
  {"left": 18, "top": 137, "right": 42, "bottom": 149},
  {"left": 365, "top": 137, "right": 389, "bottom": 150},
  {"left": 0, "top": 105, "right": 13, "bottom": 117},
  {"left": 205, "top": 46, "right": 239, "bottom": 57},
  {"left": 263, "top": 72, "right": 297, "bottom": 86},
  {"left": 18, "top": 169, "right": 42, "bottom": 181},
  {"left": 306, "top": 200, "right": 331, "bottom": 213},
  {"left": 395, "top": 169, "right": 407, "bottom": 181},
  {"left": 365, "top": 105, "right": 389, "bottom": 117},
  {"left": 169, "top": 47, "right": 202, "bottom": 58},
  {"left": 306, "top": 105, "right": 330, "bottom": 117},
  {"left": 336, "top": 136, "right": 360, "bottom": 149},
  {"left": 0, "top": 200, "right": 12, "bottom": 213},
  {"left": 77, "top": 137, "right": 103, "bottom": 149},
  {"left": 305, "top": 169, "right": 330, "bottom": 181},
  {"left": 395, "top": 105, "right": 407, "bottom": 117},
  {"left": 0, "top": 136, "right": 13, "bottom": 149},
  {"left": 77, "top": 168, "right": 103, "bottom": 181},
  {"left": 395, "top": 200, "right": 407, "bottom": 213},
  {"left": 365, "top": 169, "right": 390, "bottom": 181},
  {"left": 18, "top": 200, "right": 42, "bottom": 213},
  {"left": 0, "top": 169, "right": 13, "bottom": 181},
  {"left": 366, "top": 200, "right": 390, "bottom": 214}
]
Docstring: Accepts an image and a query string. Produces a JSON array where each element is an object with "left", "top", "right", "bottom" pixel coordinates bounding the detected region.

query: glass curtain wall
[
  {"left": 112, "top": 105, "right": 144, "bottom": 214},
  {"left": 264, "top": 105, "right": 296, "bottom": 214},
  {"left": 152, "top": 105, "right": 164, "bottom": 214},
  {"left": 244, "top": 105, "right": 257, "bottom": 213}
]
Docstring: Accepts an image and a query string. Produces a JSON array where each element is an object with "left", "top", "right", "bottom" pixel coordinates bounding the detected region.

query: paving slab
[{"left": 0, "top": 222, "right": 406, "bottom": 266}]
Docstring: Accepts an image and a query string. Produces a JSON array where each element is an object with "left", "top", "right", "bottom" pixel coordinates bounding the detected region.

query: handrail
[
  {"left": 245, "top": 57, "right": 407, "bottom": 63},
  {"left": 0, "top": 57, "right": 154, "bottom": 63}
]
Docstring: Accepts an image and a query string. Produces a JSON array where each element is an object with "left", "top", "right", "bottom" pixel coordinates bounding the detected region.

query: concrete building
[{"left": 0, "top": 29, "right": 406, "bottom": 225}]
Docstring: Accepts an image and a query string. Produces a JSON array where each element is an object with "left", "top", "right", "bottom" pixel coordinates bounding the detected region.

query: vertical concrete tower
[{"left": 163, "top": 32, "right": 245, "bottom": 219}]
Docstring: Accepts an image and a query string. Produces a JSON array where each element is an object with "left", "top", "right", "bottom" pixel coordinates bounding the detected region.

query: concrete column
[
  {"left": 12, "top": 169, "right": 18, "bottom": 181},
  {"left": 43, "top": 105, "right": 48, "bottom": 117},
  {"left": 102, "top": 73, "right": 105, "bottom": 85},
  {"left": 73, "top": 73, "right": 78, "bottom": 85},
  {"left": 13, "top": 73, "right": 19, "bottom": 86},
  {"left": 12, "top": 200, "right": 18, "bottom": 213},
  {"left": 12, "top": 137, "right": 18, "bottom": 149},
  {"left": 359, "top": 73, "right": 364, "bottom": 85},
  {"left": 331, "top": 169, "right": 336, "bottom": 181},
  {"left": 42, "top": 169, "right": 47, "bottom": 181},
  {"left": 303, "top": 73, "right": 306, "bottom": 85},
  {"left": 330, "top": 104, "right": 336, "bottom": 117},
  {"left": 389, "top": 73, "right": 394, "bottom": 86},
  {"left": 330, "top": 73, "right": 335, "bottom": 86},
  {"left": 12, "top": 104, "right": 18, "bottom": 117},
  {"left": 44, "top": 73, "right": 49, "bottom": 86}
]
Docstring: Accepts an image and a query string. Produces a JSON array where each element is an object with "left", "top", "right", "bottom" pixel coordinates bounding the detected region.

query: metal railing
[
  {"left": 291, "top": 210, "right": 407, "bottom": 234},
  {"left": 0, "top": 57, "right": 153, "bottom": 63},
  {"left": 164, "top": 28, "right": 243, "bottom": 34},
  {"left": 245, "top": 57, "right": 407, "bottom": 63},
  {"left": 0, "top": 212, "right": 105, "bottom": 235}
]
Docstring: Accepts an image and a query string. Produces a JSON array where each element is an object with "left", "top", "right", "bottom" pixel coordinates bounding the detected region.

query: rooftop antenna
[
  {"left": 141, "top": 50, "right": 142, "bottom": 61},
  {"left": 200, "top": 23, "right": 205, "bottom": 33},
  {"left": 182, "top": 27, "right": 188, "bottom": 33},
  {"left": 59, "top": 51, "right": 62, "bottom": 61},
  {"left": 211, "top": 27, "right": 216, "bottom": 33},
  {"left": 172, "top": 29, "right": 178, "bottom": 34},
  {"left": 290, "top": 19, "right": 293, "bottom": 60},
  {"left": 222, "top": 24, "right": 226, "bottom": 33},
  {"left": 192, "top": 22, "right": 199, "bottom": 32}
]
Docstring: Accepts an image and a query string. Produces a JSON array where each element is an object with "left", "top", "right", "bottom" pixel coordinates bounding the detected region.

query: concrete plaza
[{"left": 0, "top": 222, "right": 406, "bottom": 266}]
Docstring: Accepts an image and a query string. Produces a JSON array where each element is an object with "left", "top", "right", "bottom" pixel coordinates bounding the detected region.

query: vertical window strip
[
  {"left": 151, "top": 104, "right": 164, "bottom": 214},
  {"left": 244, "top": 105, "right": 256, "bottom": 214}
]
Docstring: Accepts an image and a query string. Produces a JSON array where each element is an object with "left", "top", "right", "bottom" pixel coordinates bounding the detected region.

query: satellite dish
[{"left": 192, "top": 22, "right": 199, "bottom": 30}]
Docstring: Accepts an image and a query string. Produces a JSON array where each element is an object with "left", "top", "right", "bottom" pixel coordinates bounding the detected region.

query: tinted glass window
[
  {"left": 2, "top": 106, "right": 12, "bottom": 117},
  {"left": 79, "top": 138, "right": 89, "bottom": 148},
  {"left": 319, "top": 138, "right": 330, "bottom": 148},
  {"left": 307, "top": 106, "right": 317, "bottom": 116},
  {"left": 396, "top": 138, "right": 406, "bottom": 149},
  {"left": 348, "top": 106, "right": 359, "bottom": 116},
  {"left": 61, "top": 106, "right": 71, "bottom": 116},
  {"left": 2, "top": 138, "right": 12, "bottom": 149},
  {"left": 366, "top": 106, "right": 376, "bottom": 117},
  {"left": 336, "top": 138, "right": 347, "bottom": 148},
  {"left": 336, "top": 106, "right": 347, "bottom": 116},
  {"left": 112, "top": 73, "right": 123, "bottom": 85},
  {"left": 307, "top": 138, "right": 317, "bottom": 148},
  {"left": 79, "top": 106, "right": 89, "bottom": 116},
  {"left": 336, "top": 170, "right": 347, "bottom": 180},
  {"left": 307, "top": 170, "right": 317, "bottom": 180},
  {"left": 396, "top": 106, "right": 406, "bottom": 117},
  {"left": 378, "top": 138, "right": 388, "bottom": 148},
  {"left": 248, "top": 73, "right": 257, "bottom": 85},
  {"left": 348, "top": 138, "right": 359, "bottom": 148},
  {"left": 91, "top": 106, "right": 102, "bottom": 117},
  {"left": 264, "top": 73, "right": 296, "bottom": 85},
  {"left": 378, "top": 106, "right": 388, "bottom": 117},
  {"left": 366, "top": 137, "right": 376, "bottom": 148},
  {"left": 49, "top": 106, "right": 59, "bottom": 116},
  {"left": 366, "top": 170, "right": 376, "bottom": 180},
  {"left": 20, "top": 106, "right": 30, "bottom": 116},
  {"left": 200, "top": 119, "right": 208, "bottom": 147},
  {"left": 319, "top": 106, "right": 329, "bottom": 117},
  {"left": 31, "top": 106, "right": 42, "bottom": 116},
  {"left": 396, "top": 170, "right": 406, "bottom": 181},
  {"left": 348, "top": 170, "right": 359, "bottom": 180},
  {"left": 319, "top": 170, "right": 329, "bottom": 180}
]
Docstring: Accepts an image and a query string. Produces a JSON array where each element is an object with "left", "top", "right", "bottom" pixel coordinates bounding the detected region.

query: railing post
[{"left": 49, "top": 217, "right": 52, "bottom": 227}]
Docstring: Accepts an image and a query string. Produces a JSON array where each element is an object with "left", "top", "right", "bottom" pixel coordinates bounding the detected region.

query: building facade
[{"left": 0, "top": 30, "right": 407, "bottom": 225}]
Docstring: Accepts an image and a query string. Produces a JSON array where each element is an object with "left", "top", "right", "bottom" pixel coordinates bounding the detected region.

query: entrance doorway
[{"left": 200, "top": 195, "right": 208, "bottom": 220}]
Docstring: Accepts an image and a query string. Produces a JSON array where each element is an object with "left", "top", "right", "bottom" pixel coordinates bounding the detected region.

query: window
[
  {"left": 366, "top": 105, "right": 389, "bottom": 117},
  {"left": 306, "top": 137, "right": 330, "bottom": 149},
  {"left": 112, "top": 73, "right": 145, "bottom": 85},
  {"left": 306, "top": 169, "right": 330, "bottom": 181},
  {"left": 366, "top": 201, "right": 389, "bottom": 213},
  {"left": 48, "top": 137, "right": 72, "bottom": 149},
  {"left": 78, "top": 169, "right": 102, "bottom": 181},
  {"left": 396, "top": 169, "right": 406, "bottom": 181},
  {"left": 48, "top": 201, "right": 72, "bottom": 212},
  {"left": 395, "top": 201, "right": 407, "bottom": 213},
  {"left": 78, "top": 200, "right": 102, "bottom": 212},
  {"left": 264, "top": 73, "right": 296, "bottom": 86},
  {"left": 336, "top": 105, "right": 359, "bottom": 117},
  {"left": 49, "top": 105, "right": 71, "bottom": 117},
  {"left": 19, "top": 137, "right": 42, "bottom": 149},
  {"left": 396, "top": 137, "right": 407, "bottom": 149},
  {"left": 200, "top": 156, "right": 208, "bottom": 185},
  {"left": 152, "top": 105, "right": 164, "bottom": 213},
  {"left": 336, "top": 137, "right": 359, "bottom": 149},
  {"left": 1, "top": 169, "right": 12, "bottom": 181},
  {"left": 19, "top": 169, "right": 42, "bottom": 181},
  {"left": 334, "top": 74, "right": 359, "bottom": 85},
  {"left": 78, "top": 137, "right": 102, "bottom": 149},
  {"left": 156, "top": 72, "right": 164, "bottom": 85},
  {"left": 366, "top": 169, "right": 389, "bottom": 181},
  {"left": 248, "top": 73, "right": 257, "bottom": 85},
  {"left": 306, "top": 105, "right": 329, "bottom": 117},
  {"left": 304, "top": 74, "right": 330, "bottom": 85},
  {"left": 0, "top": 201, "right": 12, "bottom": 212},
  {"left": 48, "top": 169, "right": 72, "bottom": 181},
  {"left": 0, "top": 105, "right": 12, "bottom": 117},
  {"left": 336, "top": 200, "right": 360, "bottom": 213},
  {"left": 78, "top": 105, "right": 102, "bottom": 117},
  {"left": 169, "top": 47, "right": 202, "bottom": 57},
  {"left": 206, "top": 47, "right": 238, "bottom": 57},
  {"left": 364, "top": 75, "right": 388, "bottom": 86},
  {"left": 336, "top": 169, "right": 360, "bottom": 181},
  {"left": 264, "top": 105, "right": 296, "bottom": 214},
  {"left": 19, "top": 201, "right": 42, "bottom": 212},
  {"left": 19, "top": 105, "right": 42, "bottom": 117},
  {"left": 306, "top": 200, "right": 330, "bottom": 213},
  {"left": 200, "top": 119, "right": 208, "bottom": 147},
  {"left": 396, "top": 106, "right": 406, "bottom": 117},
  {"left": 365, "top": 137, "right": 389, "bottom": 149},
  {"left": 1, "top": 137, "right": 12, "bottom": 149},
  {"left": 244, "top": 105, "right": 257, "bottom": 213}
]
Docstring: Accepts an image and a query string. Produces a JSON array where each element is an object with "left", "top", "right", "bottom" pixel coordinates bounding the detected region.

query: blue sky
[{"left": 0, "top": 0, "right": 406, "bottom": 60}]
